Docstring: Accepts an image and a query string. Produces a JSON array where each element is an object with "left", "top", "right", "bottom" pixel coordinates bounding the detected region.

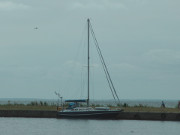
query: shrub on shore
[{"left": 27, "top": 101, "right": 49, "bottom": 106}]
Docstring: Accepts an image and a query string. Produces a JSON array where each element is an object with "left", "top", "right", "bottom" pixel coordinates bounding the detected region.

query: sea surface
[
  {"left": 0, "top": 118, "right": 179, "bottom": 135},
  {"left": 0, "top": 98, "right": 179, "bottom": 108}
]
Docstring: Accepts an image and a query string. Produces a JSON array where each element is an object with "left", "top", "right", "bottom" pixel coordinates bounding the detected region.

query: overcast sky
[{"left": 0, "top": 0, "right": 180, "bottom": 100}]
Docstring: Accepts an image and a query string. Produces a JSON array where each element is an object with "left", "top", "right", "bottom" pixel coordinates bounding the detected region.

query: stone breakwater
[
  {"left": 117, "top": 112, "right": 180, "bottom": 121},
  {"left": 0, "top": 110, "right": 56, "bottom": 118},
  {"left": 0, "top": 110, "right": 180, "bottom": 121}
]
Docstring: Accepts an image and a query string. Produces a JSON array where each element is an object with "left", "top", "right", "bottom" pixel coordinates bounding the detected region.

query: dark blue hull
[{"left": 57, "top": 110, "right": 122, "bottom": 119}]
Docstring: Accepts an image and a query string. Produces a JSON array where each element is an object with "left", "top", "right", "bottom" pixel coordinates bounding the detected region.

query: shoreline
[{"left": 0, "top": 110, "right": 180, "bottom": 121}]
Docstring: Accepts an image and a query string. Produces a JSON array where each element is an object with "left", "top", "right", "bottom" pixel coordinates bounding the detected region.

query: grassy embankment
[
  {"left": 0, "top": 101, "right": 56, "bottom": 111},
  {"left": 0, "top": 101, "right": 180, "bottom": 113},
  {"left": 122, "top": 107, "right": 180, "bottom": 113}
]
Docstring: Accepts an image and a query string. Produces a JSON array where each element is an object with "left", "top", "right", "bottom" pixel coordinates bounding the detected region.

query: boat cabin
[{"left": 65, "top": 99, "right": 87, "bottom": 109}]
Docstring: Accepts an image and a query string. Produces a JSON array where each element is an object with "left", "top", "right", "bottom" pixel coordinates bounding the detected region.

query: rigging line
[
  {"left": 90, "top": 39, "right": 95, "bottom": 102},
  {"left": 91, "top": 34, "right": 116, "bottom": 101},
  {"left": 87, "top": 21, "right": 116, "bottom": 101},
  {"left": 89, "top": 24, "right": 116, "bottom": 100},
  {"left": 92, "top": 31, "right": 120, "bottom": 103},
  {"left": 89, "top": 24, "right": 117, "bottom": 101},
  {"left": 89, "top": 25, "right": 116, "bottom": 101},
  {"left": 91, "top": 32, "right": 116, "bottom": 102},
  {"left": 80, "top": 65, "right": 85, "bottom": 98},
  {"left": 64, "top": 22, "right": 87, "bottom": 98},
  {"left": 89, "top": 23, "right": 120, "bottom": 103}
]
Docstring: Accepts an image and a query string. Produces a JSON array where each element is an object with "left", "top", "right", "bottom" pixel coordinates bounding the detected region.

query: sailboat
[{"left": 57, "top": 19, "right": 123, "bottom": 119}]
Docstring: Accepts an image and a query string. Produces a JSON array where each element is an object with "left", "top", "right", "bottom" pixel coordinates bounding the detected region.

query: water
[
  {"left": 0, "top": 118, "right": 179, "bottom": 135},
  {"left": 0, "top": 98, "right": 179, "bottom": 108}
]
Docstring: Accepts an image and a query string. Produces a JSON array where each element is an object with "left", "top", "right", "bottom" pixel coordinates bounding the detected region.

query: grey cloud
[
  {"left": 0, "top": 1, "right": 29, "bottom": 11},
  {"left": 68, "top": 0, "right": 127, "bottom": 10},
  {"left": 0, "top": 0, "right": 180, "bottom": 99},
  {"left": 145, "top": 49, "right": 180, "bottom": 64}
]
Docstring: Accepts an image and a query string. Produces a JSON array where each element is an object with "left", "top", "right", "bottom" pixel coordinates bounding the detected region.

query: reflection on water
[{"left": 0, "top": 118, "right": 180, "bottom": 135}]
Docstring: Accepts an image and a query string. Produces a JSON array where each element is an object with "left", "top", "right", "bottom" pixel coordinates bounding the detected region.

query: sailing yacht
[{"left": 57, "top": 19, "right": 123, "bottom": 119}]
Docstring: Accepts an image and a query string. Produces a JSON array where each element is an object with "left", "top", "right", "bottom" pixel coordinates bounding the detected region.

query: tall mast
[{"left": 87, "top": 18, "right": 90, "bottom": 107}]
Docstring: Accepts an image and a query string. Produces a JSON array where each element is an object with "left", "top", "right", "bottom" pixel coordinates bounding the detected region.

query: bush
[
  {"left": 117, "top": 103, "right": 122, "bottom": 107},
  {"left": 122, "top": 103, "right": 129, "bottom": 107},
  {"left": 107, "top": 104, "right": 113, "bottom": 107},
  {"left": 28, "top": 101, "right": 39, "bottom": 106},
  {"left": 134, "top": 104, "right": 148, "bottom": 108},
  {"left": 43, "top": 102, "right": 48, "bottom": 106}
]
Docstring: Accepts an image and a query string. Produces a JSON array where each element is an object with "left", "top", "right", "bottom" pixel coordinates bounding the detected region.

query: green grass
[
  {"left": 0, "top": 104, "right": 180, "bottom": 113},
  {"left": 122, "top": 107, "right": 180, "bottom": 113}
]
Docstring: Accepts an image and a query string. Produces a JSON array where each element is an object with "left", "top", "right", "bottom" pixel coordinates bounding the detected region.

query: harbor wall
[
  {"left": 0, "top": 110, "right": 180, "bottom": 121},
  {"left": 117, "top": 112, "right": 180, "bottom": 121},
  {"left": 0, "top": 110, "right": 57, "bottom": 118}
]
